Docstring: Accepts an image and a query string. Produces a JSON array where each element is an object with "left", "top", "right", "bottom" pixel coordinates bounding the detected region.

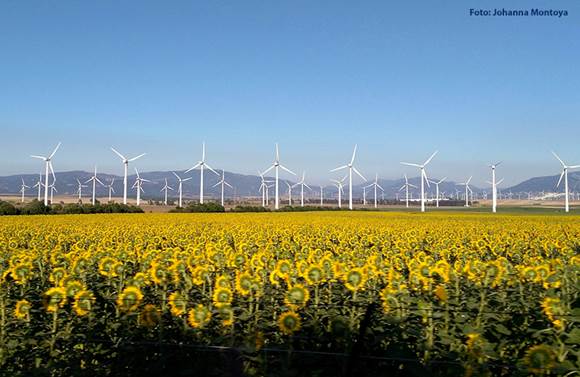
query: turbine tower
[
  {"left": 48, "top": 181, "right": 57, "bottom": 204},
  {"left": 428, "top": 177, "right": 446, "bottom": 208},
  {"left": 32, "top": 172, "right": 43, "bottom": 201},
  {"left": 285, "top": 181, "right": 293, "bottom": 206},
  {"left": 160, "top": 178, "right": 174, "bottom": 205},
  {"left": 213, "top": 170, "right": 233, "bottom": 207},
  {"left": 111, "top": 147, "right": 146, "bottom": 205},
  {"left": 85, "top": 166, "right": 104, "bottom": 205},
  {"left": 365, "top": 173, "right": 385, "bottom": 208},
  {"left": 319, "top": 185, "right": 324, "bottom": 206},
  {"left": 488, "top": 162, "right": 502, "bottom": 213},
  {"left": 30, "top": 142, "right": 61, "bottom": 205},
  {"left": 552, "top": 151, "right": 580, "bottom": 212},
  {"left": 400, "top": 151, "right": 438, "bottom": 212},
  {"left": 292, "top": 171, "right": 312, "bottom": 207},
  {"left": 19, "top": 179, "right": 29, "bottom": 203},
  {"left": 458, "top": 176, "right": 473, "bottom": 207},
  {"left": 172, "top": 172, "right": 192, "bottom": 208},
  {"left": 399, "top": 174, "right": 417, "bottom": 208},
  {"left": 261, "top": 143, "right": 296, "bottom": 210},
  {"left": 331, "top": 144, "right": 367, "bottom": 210},
  {"left": 185, "top": 142, "right": 220, "bottom": 204}
]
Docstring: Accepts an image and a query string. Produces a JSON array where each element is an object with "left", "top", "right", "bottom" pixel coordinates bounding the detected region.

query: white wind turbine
[
  {"left": 76, "top": 179, "right": 88, "bottom": 201},
  {"left": 132, "top": 168, "right": 151, "bottom": 206},
  {"left": 48, "top": 181, "right": 57, "bottom": 204},
  {"left": 552, "top": 151, "right": 580, "bottom": 212},
  {"left": 261, "top": 143, "right": 296, "bottom": 210},
  {"left": 292, "top": 171, "right": 312, "bottom": 207},
  {"left": 32, "top": 172, "right": 43, "bottom": 201},
  {"left": 85, "top": 166, "right": 104, "bottom": 205},
  {"left": 111, "top": 147, "right": 146, "bottom": 205},
  {"left": 331, "top": 144, "right": 367, "bottom": 210},
  {"left": 428, "top": 177, "right": 446, "bottom": 208},
  {"left": 399, "top": 174, "right": 417, "bottom": 208},
  {"left": 285, "top": 181, "right": 293, "bottom": 206},
  {"left": 458, "top": 176, "right": 473, "bottom": 207},
  {"left": 19, "top": 179, "right": 29, "bottom": 203},
  {"left": 172, "top": 172, "right": 192, "bottom": 208},
  {"left": 363, "top": 186, "right": 367, "bottom": 206},
  {"left": 365, "top": 173, "right": 385, "bottom": 208},
  {"left": 487, "top": 162, "right": 502, "bottom": 213},
  {"left": 106, "top": 178, "right": 116, "bottom": 202},
  {"left": 213, "top": 170, "right": 233, "bottom": 207},
  {"left": 400, "top": 151, "right": 437, "bottom": 212},
  {"left": 330, "top": 175, "right": 347, "bottom": 209},
  {"left": 319, "top": 185, "right": 324, "bottom": 206},
  {"left": 30, "top": 142, "right": 61, "bottom": 205},
  {"left": 160, "top": 178, "right": 174, "bottom": 206},
  {"left": 185, "top": 142, "right": 220, "bottom": 204}
]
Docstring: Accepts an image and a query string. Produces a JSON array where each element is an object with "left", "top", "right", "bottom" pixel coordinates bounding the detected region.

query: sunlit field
[{"left": 0, "top": 212, "right": 578, "bottom": 376}]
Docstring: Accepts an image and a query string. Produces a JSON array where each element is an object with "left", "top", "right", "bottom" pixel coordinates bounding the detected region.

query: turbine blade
[
  {"left": 110, "top": 147, "right": 126, "bottom": 161},
  {"left": 280, "top": 165, "right": 296, "bottom": 175},
  {"left": 134, "top": 167, "right": 140, "bottom": 178},
  {"left": 352, "top": 166, "right": 366, "bottom": 181},
  {"left": 304, "top": 183, "right": 312, "bottom": 190},
  {"left": 225, "top": 182, "right": 233, "bottom": 188},
  {"left": 377, "top": 184, "right": 384, "bottom": 191},
  {"left": 556, "top": 170, "right": 565, "bottom": 188},
  {"left": 185, "top": 163, "right": 201, "bottom": 173},
  {"left": 30, "top": 155, "right": 46, "bottom": 160},
  {"left": 48, "top": 142, "right": 61, "bottom": 159},
  {"left": 275, "top": 143, "right": 279, "bottom": 162},
  {"left": 466, "top": 176, "right": 472, "bottom": 185},
  {"left": 423, "top": 170, "right": 430, "bottom": 188},
  {"left": 400, "top": 162, "right": 421, "bottom": 167},
  {"left": 212, "top": 182, "right": 221, "bottom": 188},
  {"left": 568, "top": 164, "right": 580, "bottom": 169},
  {"left": 350, "top": 144, "right": 358, "bottom": 164},
  {"left": 202, "top": 142, "right": 206, "bottom": 161},
  {"left": 423, "top": 150, "right": 438, "bottom": 166},
  {"left": 205, "top": 164, "right": 220, "bottom": 176},
  {"left": 496, "top": 178, "right": 504, "bottom": 185},
  {"left": 182, "top": 177, "right": 193, "bottom": 182},
  {"left": 128, "top": 153, "right": 146, "bottom": 162},
  {"left": 330, "top": 165, "right": 348, "bottom": 172},
  {"left": 261, "top": 165, "right": 274, "bottom": 175}
]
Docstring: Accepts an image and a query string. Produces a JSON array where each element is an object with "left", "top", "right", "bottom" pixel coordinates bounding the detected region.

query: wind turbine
[
  {"left": 552, "top": 151, "right": 580, "bottom": 212},
  {"left": 319, "top": 185, "right": 324, "bottom": 206},
  {"left": 32, "top": 171, "right": 43, "bottom": 201},
  {"left": 160, "top": 178, "right": 174, "bottom": 206},
  {"left": 330, "top": 176, "right": 347, "bottom": 209},
  {"left": 285, "top": 181, "right": 293, "bottom": 206},
  {"left": 111, "top": 147, "right": 146, "bottom": 205},
  {"left": 363, "top": 186, "right": 367, "bottom": 206},
  {"left": 400, "top": 151, "right": 437, "bottom": 212},
  {"left": 213, "top": 170, "right": 233, "bottom": 207},
  {"left": 458, "top": 176, "right": 473, "bottom": 207},
  {"left": 261, "top": 143, "right": 296, "bottom": 210},
  {"left": 428, "top": 177, "right": 446, "bottom": 208},
  {"left": 30, "top": 142, "right": 61, "bottom": 205},
  {"left": 75, "top": 179, "right": 88, "bottom": 201},
  {"left": 331, "top": 144, "right": 367, "bottom": 210},
  {"left": 48, "top": 181, "right": 57, "bottom": 204},
  {"left": 292, "top": 172, "right": 312, "bottom": 207},
  {"left": 487, "top": 162, "right": 502, "bottom": 213},
  {"left": 106, "top": 178, "right": 116, "bottom": 202},
  {"left": 365, "top": 174, "right": 385, "bottom": 209},
  {"left": 185, "top": 142, "right": 220, "bottom": 204},
  {"left": 172, "top": 172, "right": 192, "bottom": 208},
  {"left": 85, "top": 166, "right": 104, "bottom": 205},
  {"left": 132, "top": 168, "right": 151, "bottom": 206},
  {"left": 399, "top": 174, "right": 417, "bottom": 208},
  {"left": 19, "top": 179, "right": 29, "bottom": 203}
]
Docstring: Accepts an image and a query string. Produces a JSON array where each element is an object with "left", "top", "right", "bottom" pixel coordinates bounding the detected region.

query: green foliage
[
  {"left": 170, "top": 202, "right": 225, "bottom": 213},
  {"left": 0, "top": 200, "right": 144, "bottom": 216},
  {"left": 0, "top": 201, "right": 18, "bottom": 215},
  {"left": 229, "top": 205, "right": 271, "bottom": 212}
]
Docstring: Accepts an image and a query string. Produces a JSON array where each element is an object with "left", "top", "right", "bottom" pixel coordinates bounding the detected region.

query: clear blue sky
[{"left": 1, "top": 0, "right": 578, "bottom": 186}]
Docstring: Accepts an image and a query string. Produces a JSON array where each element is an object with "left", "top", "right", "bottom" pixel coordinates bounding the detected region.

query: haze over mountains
[{"left": 1, "top": 170, "right": 578, "bottom": 201}]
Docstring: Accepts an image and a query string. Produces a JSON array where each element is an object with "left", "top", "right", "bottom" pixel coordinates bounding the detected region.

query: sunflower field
[{"left": 0, "top": 212, "right": 578, "bottom": 376}]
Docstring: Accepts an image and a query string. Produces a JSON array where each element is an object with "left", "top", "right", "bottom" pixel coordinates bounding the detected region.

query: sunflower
[
  {"left": 343, "top": 268, "right": 367, "bottom": 292},
  {"left": 235, "top": 271, "right": 254, "bottom": 296},
  {"left": 129, "top": 272, "right": 149, "bottom": 287},
  {"left": 43, "top": 287, "right": 67, "bottom": 312},
  {"left": 49, "top": 267, "right": 67, "bottom": 286},
  {"left": 278, "top": 311, "right": 301, "bottom": 335},
  {"left": 64, "top": 280, "right": 85, "bottom": 298},
  {"left": 188, "top": 304, "right": 212, "bottom": 329},
  {"left": 304, "top": 265, "right": 324, "bottom": 285},
  {"left": 150, "top": 262, "right": 169, "bottom": 286},
  {"left": 523, "top": 345, "right": 556, "bottom": 374},
  {"left": 14, "top": 299, "right": 31, "bottom": 321},
  {"left": 139, "top": 304, "right": 161, "bottom": 328},
  {"left": 540, "top": 297, "right": 565, "bottom": 330},
  {"left": 98, "top": 257, "right": 118, "bottom": 278},
  {"left": 217, "top": 304, "right": 234, "bottom": 327},
  {"left": 212, "top": 287, "right": 233, "bottom": 307},
  {"left": 117, "top": 286, "right": 143, "bottom": 313},
  {"left": 168, "top": 291, "right": 187, "bottom": 316},
  {"left": 275, "top": 260, "right": 292, "bottom": 278},
  {"left": 284, "top": 284, "right": 310, "bottom": 309},
  {"left": 10, "top": 263, "right": 33, "bottom": 285},
  {"left": 434, "top": 284, "right": 448, "bottom": 302},
  {"left": 214, "top": 274, "right": 231, "bottom": 289},
  {"left": 73, "top": 290, "right": 95, "bottom": 316}
]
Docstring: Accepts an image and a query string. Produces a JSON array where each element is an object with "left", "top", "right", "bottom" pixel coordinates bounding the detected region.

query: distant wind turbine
[
  {"left": 400, "top": 151, "right": 437, "bottom": 212},
  {"left": 160, "top": 178, "right": 174, "bottom": 206},
  {"left": 331, "top": 144, "right": 367, "bottom": 210},
  {"left": 172, "top": 171, "right": 192, "bottom": 208},
  {"left": 32, "top": 171, "right": 43, "bottom": 201},
  {"left": 132, "top": 168, "right": 151, "bottom": 206},
  {"left": 292, "top": 172, "right": 312, "bottom": 207},
  {"left": 458, "top": 176, "right": 473, "bottom": 207},
  {"left": 111, "top": 147, "right": 146, "bottom": 205},
  {"left": 428, "top": 177, "right": 446, "bottom": 208},
  {"left": 285, "top": 181, "right": 293, "bottom": 206},
  {"left": 261, "top": 143, "right": 296, "bottom": 210},
  {"left": 30, "top": 142, "right": 61, "bottom": 205},
  {"left": 365, "top": 174, "right": 385, "bottom": 209},
  {"left": 213, "top": 170, "right": 233, "bottom": 207},
  {"left": 85, "top": 166, "right": 104, "bottom": 205},
  {"left": 487, "top": 162, "right": 502, "bottom": 213},
  {"left": 552, "top": 151, "right": 580, "bottom": 212},
  {"left": 19, "top": 179, "right": 29, "bottom": 203},
  {"left": 76, "top": 178, "right": 88, "bottom": 201},
  {"left": 319, "top": 185, "right": 324, "bottom": 206},
  {"left": 106, "top": 178, "right": 116, "bottom": 202},
  {"left": 185, "top": 142, "right": 220, "bottom": 204},
  {"left": 399, "top": 174, "right": 417, "bottom": 208},
  {"left": 330, "top": 175, "right": 347, "bottom": 209}
]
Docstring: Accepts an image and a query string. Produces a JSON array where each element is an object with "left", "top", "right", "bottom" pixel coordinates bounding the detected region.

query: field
[{"left": 0, "top": 212, "right": 578, "bottom": 376}]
